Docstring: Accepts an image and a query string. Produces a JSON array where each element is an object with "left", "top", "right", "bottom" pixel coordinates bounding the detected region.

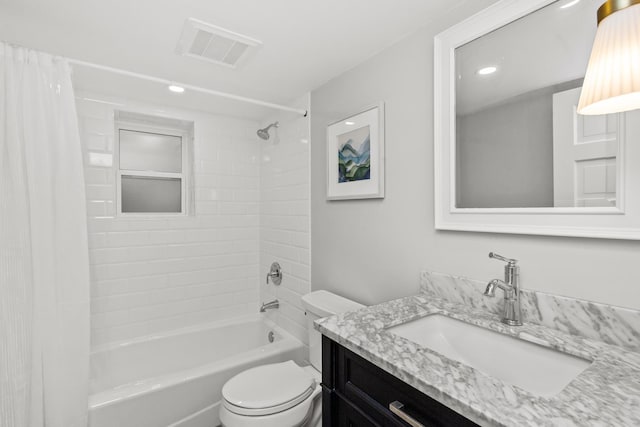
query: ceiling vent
[{"left": 176, "top": 18, "right": 262, "bottom": 69}]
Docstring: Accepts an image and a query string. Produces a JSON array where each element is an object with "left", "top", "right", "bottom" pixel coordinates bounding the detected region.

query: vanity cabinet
[{"left": 322, "top": 336, "right": 478, "bottom": 427}]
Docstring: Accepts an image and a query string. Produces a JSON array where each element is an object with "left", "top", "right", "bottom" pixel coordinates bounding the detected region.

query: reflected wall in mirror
[
  {"left": 434, "top": 0, "right": 640, "bottom": 239},
  {"left": 455, "top": 0, "right": 623, "bottom": 209}
]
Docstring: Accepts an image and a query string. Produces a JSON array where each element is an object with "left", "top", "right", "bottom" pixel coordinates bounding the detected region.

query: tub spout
[{"left": 260, "top": 299, "right": 279, "bottom": 312}]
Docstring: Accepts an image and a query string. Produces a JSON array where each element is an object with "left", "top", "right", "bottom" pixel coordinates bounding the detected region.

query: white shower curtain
[{"left": 0, "top": 43, "right": 90, "bottom": 427}]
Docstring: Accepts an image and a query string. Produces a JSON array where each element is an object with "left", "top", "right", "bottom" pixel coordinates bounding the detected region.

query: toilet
[{"left": 219, "top": 290, "right": 364, "bottom": 427}]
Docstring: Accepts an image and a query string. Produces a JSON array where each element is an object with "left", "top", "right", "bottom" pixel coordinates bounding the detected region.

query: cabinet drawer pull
[{"left": 389, "top": 400, "right": 424, "bottom": 427}]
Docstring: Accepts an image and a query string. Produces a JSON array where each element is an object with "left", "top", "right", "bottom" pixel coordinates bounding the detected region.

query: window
[{"left": 115, "top": 112, "right": 192, "bottom": 215}]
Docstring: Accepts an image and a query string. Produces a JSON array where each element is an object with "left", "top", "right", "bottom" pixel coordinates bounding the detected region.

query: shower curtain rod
[{"left": 67, "top": 58, "right": 308, "bottom": 117}]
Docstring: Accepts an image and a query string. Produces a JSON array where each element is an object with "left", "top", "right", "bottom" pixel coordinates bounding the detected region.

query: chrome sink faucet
[
  {"left": 484, "top": 252, "right": 522, "bottom": 326},
  {"left": 260, "top": 299, "right": 279, "bottom": 312}
]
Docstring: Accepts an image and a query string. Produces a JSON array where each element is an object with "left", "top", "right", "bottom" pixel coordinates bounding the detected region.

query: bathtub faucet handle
[{"left": 266, "top": 262, "right": 283, "bottom": 285}]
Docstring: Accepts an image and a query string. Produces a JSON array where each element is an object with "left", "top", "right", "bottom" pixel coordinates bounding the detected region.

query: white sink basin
[{"left": 387, "top": 314, "right": 591, "bottom": 397}]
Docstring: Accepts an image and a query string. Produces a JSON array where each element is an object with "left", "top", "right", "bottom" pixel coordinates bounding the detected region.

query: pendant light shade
[{"left": 577, "top": 1, "right": 640, "bottom": 115}]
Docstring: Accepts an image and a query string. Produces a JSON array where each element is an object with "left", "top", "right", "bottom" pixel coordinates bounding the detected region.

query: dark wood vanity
[{"left": 322, "top": 336, "right": 478, "bottom": 426}]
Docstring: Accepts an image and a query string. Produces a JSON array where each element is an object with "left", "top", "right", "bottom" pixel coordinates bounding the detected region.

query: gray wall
[
  {"left": 456, "top": 81, "right": 583, "bottom": 208},
  {"left": 457, "top": 90, "right": 554, "bottom": 208},
  {"left": 310, "top": 1, "right": 640, "bottom": 309}
]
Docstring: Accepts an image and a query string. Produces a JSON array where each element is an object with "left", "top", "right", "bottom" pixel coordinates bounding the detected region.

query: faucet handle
[
  {"left": 266, "top": 262, "right": 283, "bottom": 285},
  {"left": 489, "top": 252, "right": 518, "bottom": 266}
]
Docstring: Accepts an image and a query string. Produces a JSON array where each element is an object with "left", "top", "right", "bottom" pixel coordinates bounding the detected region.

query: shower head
[{"left": 257, "top": 121, "right": 279, "bottom": 140}]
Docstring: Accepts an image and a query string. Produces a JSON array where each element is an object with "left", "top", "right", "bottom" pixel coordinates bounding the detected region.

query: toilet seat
[{"left": 222, "top": 361, "right": 316, "bottom": 417}]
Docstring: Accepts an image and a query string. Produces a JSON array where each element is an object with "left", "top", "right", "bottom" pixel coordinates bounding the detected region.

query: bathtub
[{"left": 89, "top": 315, "right": 305, "bottom": 427}]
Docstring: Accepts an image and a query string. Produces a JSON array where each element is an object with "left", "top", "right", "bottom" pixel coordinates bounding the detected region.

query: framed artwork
[{"left": 326, "top": 103, "right": 385, "bottom": 200}]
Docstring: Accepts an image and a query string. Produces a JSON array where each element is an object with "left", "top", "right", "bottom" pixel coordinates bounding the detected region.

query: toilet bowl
[
  {"left": 219, "top": 361, "right": 321, "bottom": 427},
  {"left": 219, "top": 291, "right": 363, "bottom": 427}
]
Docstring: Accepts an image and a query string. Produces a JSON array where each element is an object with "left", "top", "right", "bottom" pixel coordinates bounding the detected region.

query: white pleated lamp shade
[{"left": 577, "top": 3, "right": 640, "bottom": 115}]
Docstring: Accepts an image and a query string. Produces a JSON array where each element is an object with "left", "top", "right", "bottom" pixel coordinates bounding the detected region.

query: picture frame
[{"left": 326, "top": 103, "right": 385, "bottom": 200}]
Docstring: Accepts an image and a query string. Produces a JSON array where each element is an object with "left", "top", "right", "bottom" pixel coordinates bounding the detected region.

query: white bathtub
[{"left": 89, "top": 315, "right": 305, "bottom": 427}]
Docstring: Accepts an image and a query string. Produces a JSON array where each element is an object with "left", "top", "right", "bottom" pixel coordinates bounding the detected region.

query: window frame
[{"left": 115, "top": 120, "right": 190, "bottom": 216}]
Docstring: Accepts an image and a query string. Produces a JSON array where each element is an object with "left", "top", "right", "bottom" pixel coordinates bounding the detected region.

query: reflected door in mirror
[{"left": 553, "top": 87, "right": 620, "bottom": 208}]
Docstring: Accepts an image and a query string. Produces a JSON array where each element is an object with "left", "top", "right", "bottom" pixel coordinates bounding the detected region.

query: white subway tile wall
[
  {"left": 260, "top": 95, "right": 312, "bottom": 348},
  {"left": 77, "top": 93, "right": 262, "bottom": 347}
]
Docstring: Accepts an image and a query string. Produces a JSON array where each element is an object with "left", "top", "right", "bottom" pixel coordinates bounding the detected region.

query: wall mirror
[{"left": 434, "top": 0, "right": 640, "bottom": 239}]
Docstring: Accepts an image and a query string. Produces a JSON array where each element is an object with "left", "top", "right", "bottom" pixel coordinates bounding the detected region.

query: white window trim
[{"left": 115, "top": 120, "right": 190, "bottom": 216}]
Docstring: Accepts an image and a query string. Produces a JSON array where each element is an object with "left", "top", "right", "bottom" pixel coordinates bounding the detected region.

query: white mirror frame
[{"left": 434, "top": 0, "right": 640, "bottom": 240}]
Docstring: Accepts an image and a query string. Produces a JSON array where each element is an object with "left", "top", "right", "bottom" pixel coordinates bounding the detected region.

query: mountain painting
[{"left": 337, "top": 125, "right": 371, "bottom": 183}]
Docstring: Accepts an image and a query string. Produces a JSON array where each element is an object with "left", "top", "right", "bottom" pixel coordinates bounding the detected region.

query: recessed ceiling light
[
  {"left": 477, "top": 66, "right": 498, "bottom": 76},
  {"left": 168, "top": 85, "right": 185, "bottom": 93},
  {"left": 345, "top": 121, "right": 355, "bottom": 125},
  {"left": 560, "top": 0, "right": 580, "bottom": 9}
]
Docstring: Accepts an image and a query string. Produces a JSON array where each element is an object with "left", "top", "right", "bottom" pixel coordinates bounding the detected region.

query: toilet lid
[{"left": 222, "top": 361, "right": 316, "bottom": 416}]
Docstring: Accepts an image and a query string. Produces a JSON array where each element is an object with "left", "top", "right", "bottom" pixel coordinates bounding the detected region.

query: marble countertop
[{"left": 316, "top": 294, "right": 640, "bottom": 426}]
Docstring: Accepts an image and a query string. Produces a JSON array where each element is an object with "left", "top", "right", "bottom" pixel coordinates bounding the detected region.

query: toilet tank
[{"left": 301, "top": 290, "right": 364, "bottom": 371}]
